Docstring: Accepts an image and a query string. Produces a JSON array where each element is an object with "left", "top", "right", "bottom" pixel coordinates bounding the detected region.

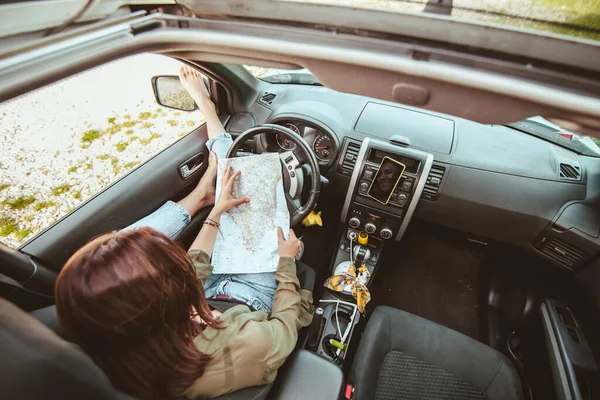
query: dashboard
[
  {"left": 260, "top": 119, "right": 338, "bottom": 166},
  {"left": 227, "top": 85, "right": 600, "bottom": 272}
]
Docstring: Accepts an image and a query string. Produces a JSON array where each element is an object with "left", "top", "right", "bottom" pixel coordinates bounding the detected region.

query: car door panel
[{"left": 20, "top": 124, "right": 212, "bottom": 270}]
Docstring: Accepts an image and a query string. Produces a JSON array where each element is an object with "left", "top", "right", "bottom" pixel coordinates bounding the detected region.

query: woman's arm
[
  {"left": 189, "top": 166, "right": 250, "bottom": 256},
  {"left": 260, "top": 228, "right": 305, "bottom": 369}
]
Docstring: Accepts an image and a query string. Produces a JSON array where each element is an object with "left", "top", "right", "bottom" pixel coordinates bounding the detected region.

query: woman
[{"left": 55, "top": 66, "right": 314, "bottom": 399}]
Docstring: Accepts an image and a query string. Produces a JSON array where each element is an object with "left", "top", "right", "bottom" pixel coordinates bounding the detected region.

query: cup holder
[{"left": 322, "top": 334, "right": 342, "bottom": 358}]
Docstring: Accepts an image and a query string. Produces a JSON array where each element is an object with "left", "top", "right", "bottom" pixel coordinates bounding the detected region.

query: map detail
[{"left": 211, "top": 153, "right": 290, "bottom": 274}]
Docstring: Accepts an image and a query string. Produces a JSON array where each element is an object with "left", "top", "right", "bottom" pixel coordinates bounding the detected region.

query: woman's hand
[
  {"left": 212, "top": 166, "right": 250, "bottom": 216},
  {"left": 277, "top": 227, "right": 301, "bottom": 258}
]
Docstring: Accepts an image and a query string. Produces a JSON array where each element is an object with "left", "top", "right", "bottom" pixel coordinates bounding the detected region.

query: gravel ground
[{"left": 0, "top": 54, "right": 205, "bottom": 248}]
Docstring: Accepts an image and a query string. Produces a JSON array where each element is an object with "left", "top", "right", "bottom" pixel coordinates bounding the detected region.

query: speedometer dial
[
  {"left": 276, "top": 123, "right": 300, "bottom": 150},
  {"left": 313, "top": 133, "right": 334, "bottom": 162}
]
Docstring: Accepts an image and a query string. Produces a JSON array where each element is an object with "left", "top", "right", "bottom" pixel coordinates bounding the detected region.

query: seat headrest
[{"left": 0, "top": 298, "right": 134, "bottom": 400}]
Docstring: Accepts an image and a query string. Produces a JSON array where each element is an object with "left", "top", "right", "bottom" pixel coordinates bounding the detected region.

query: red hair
[{"left": 55, "top": 228, "right": 220, "bottom": 399}]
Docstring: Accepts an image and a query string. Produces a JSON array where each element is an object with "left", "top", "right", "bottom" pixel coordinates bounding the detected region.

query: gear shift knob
[{"left": 353, "top": 245, "right": 371, "bottom": 267}]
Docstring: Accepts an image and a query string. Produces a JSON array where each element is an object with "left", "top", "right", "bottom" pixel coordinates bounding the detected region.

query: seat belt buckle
[{"left": 344, "top": 384, "right": 354, "bottom": 399}]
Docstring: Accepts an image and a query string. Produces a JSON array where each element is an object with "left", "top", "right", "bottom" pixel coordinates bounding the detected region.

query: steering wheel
[{"left": 226, "top": 124, "right": 321, "bottom": 226}]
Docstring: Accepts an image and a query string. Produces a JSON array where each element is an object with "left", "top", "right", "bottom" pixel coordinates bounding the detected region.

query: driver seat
[{"left": 24, "top": 261, "right": 316, "bottom": 400}]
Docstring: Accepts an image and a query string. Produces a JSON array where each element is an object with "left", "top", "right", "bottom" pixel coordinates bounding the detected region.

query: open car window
[{"left": 0, "top": 54, "right": 206, "bottom": 248}]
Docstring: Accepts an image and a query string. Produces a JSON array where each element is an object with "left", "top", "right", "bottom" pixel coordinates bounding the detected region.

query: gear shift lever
[{"left": 352, "top": 231, "right": 371, "bottom": 267}]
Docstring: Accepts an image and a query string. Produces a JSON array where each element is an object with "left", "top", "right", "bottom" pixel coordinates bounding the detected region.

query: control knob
[
  {"left": 397, "top": 193, "right": 408, "bottom": 205},
  {"left": 380, "top": 227, "right": 393, "bottom": 240},
  {"left": 348, "top": 217, "right": 361, "bottom": 229},
  {"left": 364, "top": 222, "right": 377, "bottom": 234},
  {"left": 359, "top": 181, "right": 370, "bottom": 193}
]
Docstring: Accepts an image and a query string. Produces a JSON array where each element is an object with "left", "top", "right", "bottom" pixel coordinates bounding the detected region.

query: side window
[{"left": 0, "top": 54, "right": 206, "bottom": 248}]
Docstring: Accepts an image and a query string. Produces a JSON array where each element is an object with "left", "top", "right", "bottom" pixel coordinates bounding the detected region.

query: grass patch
[
  {"left": 105, "top": 124, "right": 122, "bottom": 135},
  {"left": 15, "top": 229, "right": 32, "bottom": 240},
  {"left": 125, "top": 129, "right": 134, "bottom": 135},
  {"left": 139, "top": 133, "right": 162, "bottom": 145},
  {"left": 122, "top": 120, "right": 138, "bottom": 128},
  {"left": 97, "top": 154, "right": 111, "bottom": 161},
  {"left": 129, "top": 136, "right": 141, "bottom": 143},
  {"left": 3, "top": 195, "right": 36, "bottom": 210},
  {"left": 73, "top": 191, "right": 82, "bottom": 200},
  {"left": 124, "top": 161, "right": 141, "bottom": 169},
  {"left": 167, "top": 119, "right": 178, "bottom": 127},
  {"left": 81, "top": 129, "right": 102, "bottom": 146},
  {"left": 107, "top": 117, "right": 117, "bottom": 125},
  {"left": 24, "top": 215, "right": 34, "bottom": 223},
  {"left": 151, "top": 113, "right": 159, "bottom": 119},
  {"left": 155, "top": 107, "right": 162, "bottom": 113},
  {"left": 0, "top": 184, "right": 9, "bottom": 192},
  {"left": 111, "top": 158, "right": 119, "bottom": 166},
  {"left": 0, "top": 217, "right": 18, "bottom": 237},
  {"left": 52, "top": 184, "right": 71, "bottom": 196},
  {"left": 173, "top": 112, "right": 181, "bottom": 116},
  {"left": 186, "top": 120, "right": 197, "bottom": 127},
  {"left": 68, "top": 166, "right": 78, "bottom": 173},
  {"left": 139, "top": 112, "right": 152, "bottom": 120},
  {"left": 34, "top": 201, "right": 56, "bottom": 211},
  {"left": 123, "top": 114, "right": 131, "bottom": 120},
  {"left": 85, "top": 162, "right": 93, "bottom": 170},
  {"left": 115, "top": 142, "right": 129, "bottom": 152},
  {"left": 141, "top": 122, "right": 154, "bottom": 129}
]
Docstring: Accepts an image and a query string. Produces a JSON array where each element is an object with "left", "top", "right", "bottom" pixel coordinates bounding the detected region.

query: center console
[
  {"left": 304, "top": 138, "right": 433, "bottom": 366},
  {"left": 335, "top": 137, "right": 433, "bottom": 280}
]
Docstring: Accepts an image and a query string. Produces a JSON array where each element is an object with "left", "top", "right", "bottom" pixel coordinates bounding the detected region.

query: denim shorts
[{"left": 125, "top": 133, "right": 278, "bottom": 312}]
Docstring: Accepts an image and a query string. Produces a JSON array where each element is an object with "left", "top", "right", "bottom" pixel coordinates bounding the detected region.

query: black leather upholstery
[
  {"left": 350, "top": 306, "right": 523, "bottom": 400},
  {"left": 0, "top": 298, "right": 136, "bottom": 400},
  {"left": 269, "top": 349, "right": 344, "bottom": 400}
]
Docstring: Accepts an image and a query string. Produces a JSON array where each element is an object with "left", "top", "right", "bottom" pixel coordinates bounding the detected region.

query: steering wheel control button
[
  {"left": 349, "top": 217, "right": 361, "bottom": 229},
  {"left": 288, "top": 165, "right": 293, "bottom": 170},
  {"left": 290, "top": 171, "right": 296, "bottom": 178},
  {"left": 380, "top": 227, "right": 393, "bottom": 240},
  {"left": 364, "top": 222, "right": 377, "bottom": 234},
  {"left": 401, "top": 180, "right": 412, "bottom": 191},
  {"left": 363, "top": 170, "right": 374, "bottom": 179}
]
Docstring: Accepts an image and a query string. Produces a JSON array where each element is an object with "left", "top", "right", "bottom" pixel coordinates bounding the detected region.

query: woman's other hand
[
  {"left": 277, "top": 227, "right": 301, "bottom": 258},
  {"left": 213, "top": 166, "right": 250, "bottom": 215}
]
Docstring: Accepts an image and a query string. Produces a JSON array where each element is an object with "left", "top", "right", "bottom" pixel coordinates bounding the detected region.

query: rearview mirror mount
[{"left": 151, "top": 75, "right": 199, "bottom": 111}]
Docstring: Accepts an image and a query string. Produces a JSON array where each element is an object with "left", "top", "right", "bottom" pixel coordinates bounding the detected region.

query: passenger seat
[{"left": 349, "top": 306, "right": 523, "bottom": 400}]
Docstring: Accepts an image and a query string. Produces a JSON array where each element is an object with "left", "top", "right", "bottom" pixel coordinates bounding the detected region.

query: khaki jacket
[{"left": 184, "top": 250, "right": 314, "bottom": 399}]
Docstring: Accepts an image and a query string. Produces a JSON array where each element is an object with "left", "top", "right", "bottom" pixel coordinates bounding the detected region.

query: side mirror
[{"left": 151, "top": 75, "right": 201, "bottom": 111}]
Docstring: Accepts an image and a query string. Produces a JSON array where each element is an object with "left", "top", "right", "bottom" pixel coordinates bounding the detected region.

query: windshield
[
  {"left": 244, "top": 65, "right": 321, "bottom": 85},
  {"left": 507, "top": 116, "right": 600, "bottom": 157},
  {"left": 284, "top": 0, "right": 600, "bottom": 41}
]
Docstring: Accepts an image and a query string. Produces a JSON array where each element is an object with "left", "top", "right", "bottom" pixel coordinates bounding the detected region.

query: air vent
[
  {"left": 535, "top": 236, "right": 586, "bottom": 269},
  {"left": 338, "top": 139, "right": 361, "bottom": 176},
  {"left": 259, "top": 92, "right": 276, "bottom": 105},
  {"left": 559, "top": 163, "right": 581, "bottom": 180},
  {"left": 421, "top": 164, "right": 446, "bottom": 201}
]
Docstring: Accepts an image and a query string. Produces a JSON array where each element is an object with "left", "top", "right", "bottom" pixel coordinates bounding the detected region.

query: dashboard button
[
  {"left": 401, "top": 180, "right": 412, "bottom": 191},
  {"left": 363, "top": 170, "right": 374, "bottom": 179}
]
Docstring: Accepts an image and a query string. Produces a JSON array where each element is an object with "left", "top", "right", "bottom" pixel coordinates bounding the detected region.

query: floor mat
[{"left": 370, "top": 225, "right": 487, "bottom": 340}]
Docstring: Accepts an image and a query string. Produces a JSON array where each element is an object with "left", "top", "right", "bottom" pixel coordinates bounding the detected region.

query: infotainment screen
[{"left": 367, "top": 156, "right": 406, "bottom": 204}]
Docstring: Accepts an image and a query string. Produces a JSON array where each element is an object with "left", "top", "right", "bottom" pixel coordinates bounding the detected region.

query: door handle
[{"left": 179, "top": 153, "right": 205, "bottom": 180}]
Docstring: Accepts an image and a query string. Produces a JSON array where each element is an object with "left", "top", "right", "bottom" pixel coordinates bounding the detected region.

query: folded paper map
[{"left": 211, "top": 153, "right": 290, "bottom": 274}]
